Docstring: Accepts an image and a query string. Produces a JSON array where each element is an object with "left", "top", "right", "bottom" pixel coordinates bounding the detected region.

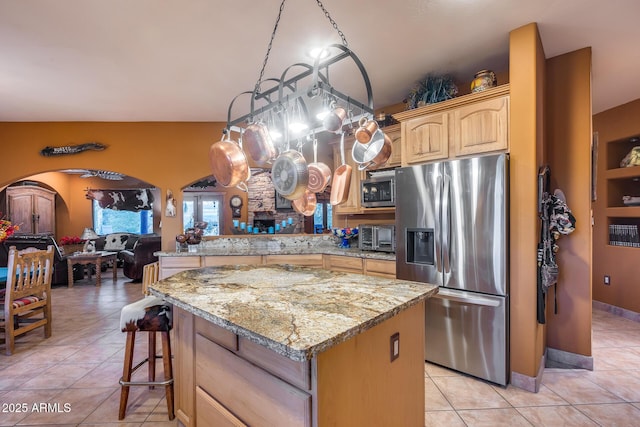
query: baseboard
[
  {"left": 510, "top": 351, "right": 546, "bottom": 393},
  {"left": 593, "top": 300, "right": 640, "bottom": 323},
  {"left": 546, "top": 346, "right": 594, "bottom": 370}
]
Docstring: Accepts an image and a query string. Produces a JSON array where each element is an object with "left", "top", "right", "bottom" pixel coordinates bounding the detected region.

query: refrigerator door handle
[
  {"left": 442, "top": 174, "right": 451, "bottom": 273},
  {"left": 433, "top": 289, "right": 501, "bottom": 307},
  {"left": 435, "top": 175, "right": 443, "bottom": 273}
]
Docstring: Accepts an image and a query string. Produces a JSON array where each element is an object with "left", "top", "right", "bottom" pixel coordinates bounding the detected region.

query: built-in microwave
[
  {"left": 361, "top": 175, "right": 395, "bottom": 208},
  {"left": 358, "top": 224, "right": 396, "bottom": 253}
]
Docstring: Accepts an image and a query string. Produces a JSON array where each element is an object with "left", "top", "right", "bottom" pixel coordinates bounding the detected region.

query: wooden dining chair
[{"left": 1, "top": 245, "right": 54, "bottom": 355}]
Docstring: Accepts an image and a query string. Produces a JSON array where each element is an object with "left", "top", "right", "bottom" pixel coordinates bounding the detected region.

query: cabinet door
[
  {"left": 401, "top": 112, "right": 449, "bottom": 164},
  {"left": 453, "top": 95, "right": 509, "bottom": 157},
  {"left": 33, "top": 191, "right": 55, "bottom": 234},
  {"left": 264, "top": 254, "right": 323, "bottom": 267},
  {"left": 364, "top": 259, "right": 396, "bottom": 279},
  {"left": 332, "top": 136, "right": 362, "bottom": 214},
  {"left": 324, "top": 255, "right": 363, "bottom": 274},
  {"left": 159, "top": 256, "right": 201, "bottom": 279},
  {"left": 7, "top": 191, "right": 35, "bottom": 234},
  {"left": 174, "top": 307, "right": 195, "bottom": 427}
]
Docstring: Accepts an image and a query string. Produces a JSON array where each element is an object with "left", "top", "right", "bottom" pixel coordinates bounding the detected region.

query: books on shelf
[{"left": 609, "top": 224, "right": 640, "bottom": 247}]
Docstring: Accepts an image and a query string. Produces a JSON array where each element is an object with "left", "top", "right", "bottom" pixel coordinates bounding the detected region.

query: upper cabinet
[
  {"left": 6, "top": 185, "right": 56, "bottom": 235},
  {"left": 395, "top": 85, "right": 510, "bottom": 165}
]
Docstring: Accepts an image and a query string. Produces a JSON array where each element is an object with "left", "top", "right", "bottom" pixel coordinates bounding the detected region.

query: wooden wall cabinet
[
  {"left": 6, "top": 185, "right": 56, "bottom": 235},
  {"left": 395, "top": 85, "right": 510, "bottom": 166},
  {"left": 174, "top": 306, "right": 195, "bottom": 427}
]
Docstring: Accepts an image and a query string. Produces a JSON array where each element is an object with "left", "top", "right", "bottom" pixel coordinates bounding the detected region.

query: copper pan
[
  {"left": 292, "top": 189, "right": 317, "bottom": 216},
  {"left": 330, "top": 132, "right": 352, "bottom": 206},
  {"left": 307, "top": 138, "right": 332, "bottom": 193},
  {"left": 209, "top": 130, "right": 250, "bottom": 192},
  {"left": 243, "top": 121, "right": 278, "bottom": 165}
]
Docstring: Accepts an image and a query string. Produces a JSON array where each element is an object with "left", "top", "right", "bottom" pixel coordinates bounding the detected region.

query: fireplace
[{"left": 253, "top": 212, "right": 275, "bottom": 233}]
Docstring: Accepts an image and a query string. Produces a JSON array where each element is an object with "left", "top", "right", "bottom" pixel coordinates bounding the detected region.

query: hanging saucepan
[
  {"left": 330, "top": 131, "right": 352, "bottom": 206},
  {"left": 292, "top": 189, "right": 317, "bottom": 216},
  {"left": 323, "top": 101, "right": 347, "bottom": 133},
  {"left": 209, "top": 130, "right": 250, "bottom": 192},
  {"left": 271, "top": 150, "right": 309, "bottom": 200},
  {"left": 354, "top": 116, "right": 379, "bottom": 144},
  {"left": 352, "top": 128, "right": 392, "bottom": 171},
  {"left": 243, "top": 120, "right": 278, "bottom": 165},
  {"left": 307, "top": 138, "right": 332, "bottom": 193}
]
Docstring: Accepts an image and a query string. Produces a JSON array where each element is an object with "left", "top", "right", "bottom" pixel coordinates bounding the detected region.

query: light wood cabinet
[
  {"left": 395, "top": 85, "right": 510, "bottom": 165},
  {"left": 453, "top": 94, "right": 510, "bottom": 157},
  {"left": 323, "top": 254, "right": 364, "bottom": 274},
  {"left": 401, "top": 111, "right": 450, "bottom": 164},
  {"left": 370, "top": 123, "right": 402, "bottom": 169},
  {"left": 159, "top": 256, "right": 202, "bottom": 279},
  {"left": 174, "top": 306, "right": 195, "bottom": 427},
  {"left": 364, "top": 258, "right": 396, "bottom": 279},
  {"left": 264, "top": 254, "right": 323, "bottom": 267},
  {"left": 332, "top": 135, "right": 363, "bottom": 214},
  {"left": 6, "top": 185, "right": 56, "bottom": 235},
  {"left": 203, "top": 255, "right": 262, "bottom": 266}
]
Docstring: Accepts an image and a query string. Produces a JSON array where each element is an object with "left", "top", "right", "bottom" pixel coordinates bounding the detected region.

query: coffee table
[{"left": 67, "top": 251, "right": 118, "bottom": 288}]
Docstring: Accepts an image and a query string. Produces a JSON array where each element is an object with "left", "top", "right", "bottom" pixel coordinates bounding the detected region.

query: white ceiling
[{"left": 1, "top": 0, "right": 639, "bottom": 122}]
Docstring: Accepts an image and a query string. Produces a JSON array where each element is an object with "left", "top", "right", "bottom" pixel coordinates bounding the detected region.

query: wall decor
[
  {"left": 166, "top": 189, "right": 177, "bottom": 217},
  {"left": 86, "top": 188, "right": 154, "bottom": 212},
  {"left": 40, "top": 142, "right": 107, "bottom": 157}
]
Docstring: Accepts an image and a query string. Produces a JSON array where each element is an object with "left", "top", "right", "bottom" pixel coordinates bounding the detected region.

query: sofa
[
  {"left": 0, "top": 234, "right": 83, "bottom": 286},
  {"left": 116, "top": 235, "right": 162, "bottom": 281}
]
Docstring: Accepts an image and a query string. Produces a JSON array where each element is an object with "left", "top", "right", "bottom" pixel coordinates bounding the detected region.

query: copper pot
[
  {"left": 354, "top": 116, "right": 379, "bottom": 144},
  {"left": 307, "top": 138, "right": 332, "bottom": 193},
  {"left": 323, "top": 104, "right": 347, "bottom": 133},
  {"left": 209, "top": 131, "right": 250, "bottom": 192},
  {"left": 351, "top": 129, "right": 392, "bottom": 171},
  {"left": 330, "top": 132, "right": 352, "bottom": 206},
  {"left": 292, "top": 189, "right": 317, "bottom": 216},
  {"left": 243, "top": 121, "right": 278, "bottom": 165},
  {"left": 271, "top": 150, "right": 309, "bottom": 200}
]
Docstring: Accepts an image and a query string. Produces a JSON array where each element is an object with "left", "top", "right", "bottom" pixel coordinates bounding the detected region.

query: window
[
  {"left": 183, "top": 193, "right": 223, "bottom": 236},
  {"left": 93, "top": 201, "right": 153, "bottom": 235}
]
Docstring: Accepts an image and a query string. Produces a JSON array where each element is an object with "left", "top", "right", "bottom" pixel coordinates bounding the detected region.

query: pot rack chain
[
  {"left": 315, "top": 0, "right": 348, "bottom": 48},
  {"left": 253, "top": 0, "right": 349, "bottom": 95},
  {"left": 253, "top": 0, "right": 287, "bottom": 95}
]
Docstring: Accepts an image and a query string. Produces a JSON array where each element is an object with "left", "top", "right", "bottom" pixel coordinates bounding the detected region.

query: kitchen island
[{"left": 149, "top": 264, "right": 438, "bottom": 427}]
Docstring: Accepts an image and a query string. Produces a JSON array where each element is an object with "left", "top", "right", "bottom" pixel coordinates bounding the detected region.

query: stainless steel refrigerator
[{"left": 396, "top": 153, "right": 509, "bottom": 385}]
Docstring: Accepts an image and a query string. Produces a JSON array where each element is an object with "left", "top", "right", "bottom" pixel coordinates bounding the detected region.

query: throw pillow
[{"left": 104, "top": 233, "right": 129, "bottom": 251}]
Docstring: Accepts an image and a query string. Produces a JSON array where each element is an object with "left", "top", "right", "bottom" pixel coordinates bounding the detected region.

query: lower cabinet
[
  {"left": 323, "top": 254, "right": 364, "bottom": 274},
  {"left": 364, "top": 258, "right": 396, "bottom": 278},
  {"left": 174, "top": 307, "right": 195, "bottom": 427}
]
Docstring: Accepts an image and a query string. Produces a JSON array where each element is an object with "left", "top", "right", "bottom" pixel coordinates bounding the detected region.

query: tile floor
[{"left": 1, "top": 272, "right": 639, "bottom": 426}]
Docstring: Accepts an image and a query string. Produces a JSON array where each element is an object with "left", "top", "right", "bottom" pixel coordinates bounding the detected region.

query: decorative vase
[
  {"left": 470, "top": 70, "right": 497, "bottom": 93},
  {"left": 340, "top": 237, "right": 350, "bottom": 248}
]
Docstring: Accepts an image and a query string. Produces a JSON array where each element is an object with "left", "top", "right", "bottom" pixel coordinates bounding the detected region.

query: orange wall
[
  {"left": 593, "top": 99, "right": 640, "bottom": 311},
  {"left": 509, "top": 23, "right": 547, "bottom": 381},
  {"left": 0, "top": 122, "right": 234, "bottom": 250},
  {"left": 545, "top": 48, "right": 593, "bottom": 356}
]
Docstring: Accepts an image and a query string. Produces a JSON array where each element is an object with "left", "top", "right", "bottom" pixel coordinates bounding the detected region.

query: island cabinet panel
[
  {"left": 196, "top": 333, "right": 312, "bottom": 427},
  {"left": 264, "top": 254, "right": 323, "bottom": 267},
  {"left": 323, "top": 254, "right": 364, "bottom": 274},
  {"left": 314, "top": 301, "right": 425, "bottom": 426},
  {"left": 195, "top": 316, "right": 238, "bottom": 352},
  {"left": 174, "top": 307, "right": 195, "bottom": 427},
  {"left": 203, "top": 255, "right": 263, "bottom": 267},
  {"left": 160, "top": 256, "right": 201, "bottom": 280},
  {"left": 401, "top": 111, "right": 450, "bottom": 164},
  {"left": 196, "top": 387, "right": 246, "bottom": 427},
  {"left": 364, "top": 258, "right": 396, "bottom": 278},
  {"left": 453, "top": 94, "right": 510, "bottom": 157}
]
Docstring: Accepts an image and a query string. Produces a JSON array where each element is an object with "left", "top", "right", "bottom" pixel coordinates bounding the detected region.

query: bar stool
[{"left": 118, "top": 295, "right": 174, "bottom": 420}]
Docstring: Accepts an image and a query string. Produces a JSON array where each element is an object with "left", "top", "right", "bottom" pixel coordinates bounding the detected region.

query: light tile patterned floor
[
  {"left": 1, "top": 272, "right": 639, "bottom": 426},
  {"left": 425, "top": 307, "right": 640, "bottom": 427}
]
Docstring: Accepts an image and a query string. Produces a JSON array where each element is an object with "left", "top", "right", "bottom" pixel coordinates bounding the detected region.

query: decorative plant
[
  {"left": 406, "top": 74, "right": 458, "bottom": 109},
  {"left": 0, "top": 214, "right": 19, "bottom": 242}
]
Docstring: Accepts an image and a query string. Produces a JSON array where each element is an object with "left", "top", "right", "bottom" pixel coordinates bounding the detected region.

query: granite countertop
[
  {"left": 156, "top": 234, "right": 396, "bottom": 261},
  {"left": 149, "top": 264, "right": 437, "bottom": 362},
  {"left": 156, "top": 246, "right": 395, "bottom": 260}
]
